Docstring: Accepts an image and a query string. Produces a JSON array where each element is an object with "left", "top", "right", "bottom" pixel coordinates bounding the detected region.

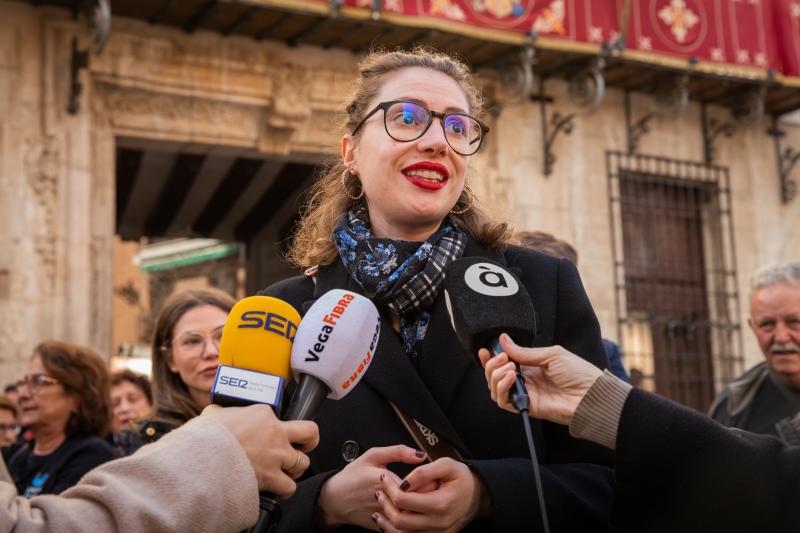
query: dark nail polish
[
  {"left": 380, "top": 473, "right": 384, "bottom": 481},
  {"left": 371, "top": 513, "right": 379, "bottom": 523},
  {"left": 414, "top": 450, "right": 426, "bottom": 458},
  {"left": 400, "top": 480, "right": 410, "bottom": 491},
  {"left": 374, "top": 491, "right": 380, "bottom": 500}
]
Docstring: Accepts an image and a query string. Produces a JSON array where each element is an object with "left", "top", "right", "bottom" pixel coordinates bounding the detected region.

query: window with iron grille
[{"left": 607, "top": 151, "right": 744, "bottom": 411}]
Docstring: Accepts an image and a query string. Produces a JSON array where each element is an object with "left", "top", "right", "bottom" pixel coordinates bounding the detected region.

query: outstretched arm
[{"left": 1, "top": 405, "right": 319, "bottom": 533}]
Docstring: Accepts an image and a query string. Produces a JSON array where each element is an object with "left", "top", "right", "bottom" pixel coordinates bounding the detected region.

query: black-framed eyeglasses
[
  {"left": 15, "top": 373, "right": 59, "bottom": 393},
  {"left": 351, "top": 100, "right": 489, "bottom": 156}
]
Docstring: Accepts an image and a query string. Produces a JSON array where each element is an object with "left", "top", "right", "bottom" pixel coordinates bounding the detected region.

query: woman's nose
[
  {"left": 416, "top": 120, "right": 449, "bottom": 154},
  {"left": 203, "top": 338, "right": 219, "bottom": 357},
  {"left": 16, "top": 384, "right": 32, "bottom": 400}
]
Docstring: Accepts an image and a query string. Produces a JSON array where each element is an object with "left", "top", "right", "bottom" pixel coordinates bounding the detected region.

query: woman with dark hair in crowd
[
  {"left": 5, "top": 341, "right": 113, "bottom": 497},
  {"left": 119, "top": 288, "right": 235, "bottom": 454},
  {"left": 110, "top": 370, "right": 152, "bottom": 436},
  {"left": 261, "top": 48, "right": 612, "bottom": 532}
]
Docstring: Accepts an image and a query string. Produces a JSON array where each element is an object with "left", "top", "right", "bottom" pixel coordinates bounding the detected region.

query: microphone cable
[{"left": 503, "top": 345, "right": 550, "bottom": 533}]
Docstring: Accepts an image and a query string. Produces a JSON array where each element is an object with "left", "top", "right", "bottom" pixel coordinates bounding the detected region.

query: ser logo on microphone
[
  {"left": 218, "top": 375, "right": 248, "bottom": 388},
  {"left": 463, "top": 262, "right": 519, "bottom": 297},
  {"left": 237, "top": 310, "right": 298, "bottom": 341}
]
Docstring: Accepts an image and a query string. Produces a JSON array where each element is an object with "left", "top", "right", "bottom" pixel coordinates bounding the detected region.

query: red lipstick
[{"left": 401, "top": 161, "right": 450, "bottom": 191}]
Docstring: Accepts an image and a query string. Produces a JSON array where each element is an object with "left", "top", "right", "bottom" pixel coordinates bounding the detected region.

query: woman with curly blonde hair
[{"left": 263, "top": 48, "right": 612, "bottom": 532}]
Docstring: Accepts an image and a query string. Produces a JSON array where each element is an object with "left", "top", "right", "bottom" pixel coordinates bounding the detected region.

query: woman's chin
[{"left": 399, "top": 203, "right": 452, "bottom": 227}]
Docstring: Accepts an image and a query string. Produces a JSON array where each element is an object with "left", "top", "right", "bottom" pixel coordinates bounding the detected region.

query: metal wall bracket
[
  {"left": 68, "top": 37, "right": 90, "bottom": 115},
  {"left": 568, "top": 56, "right": 606, "bottom": 112},
  {"left": 495, "top": 42, "right": 537, "bottom": 106},
  {"left": 624, "top": 91, "right": 656, "bottom": 154},
  {"left": 539, "top": 78, "right": 575, "bottom": 176},
  {"left": 538, "top": 57, "right": 605, "bottom": 176},
  {"left": 370, "top": 0, "right": 382, "bottom": 20},
  {"left": 625, "top": 69, "right": 691, "bottom": 154},
  {"left": 701, "top": 104, "right": 735, "bottom": 164},
  {"left": 67, "top": 0, "right": 111, "bottom": 115},
  {"left": 732, "top": 85, "right": 766, "bottom": 125},
  {"left": 767, "top": 118, "right": 799, "bottom": 204}
]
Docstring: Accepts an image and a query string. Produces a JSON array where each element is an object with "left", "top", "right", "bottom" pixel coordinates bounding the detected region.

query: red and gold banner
[
  {"left": 281, "top": 0, "right": 800, "bottom": 81},
  {"left": 627, "top": 0, "right": 782, "bottom": 73},
  {"left": 775, "top": 0, "right": 800, "bottom": 77},
  {"left": 310, "top": 0, "right": 622, "bottom": 46}
]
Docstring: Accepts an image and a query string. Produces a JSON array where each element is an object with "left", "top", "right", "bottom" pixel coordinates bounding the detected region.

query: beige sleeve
[
  {"left": 0, "top": 416, "right": 259, "bottom": 533},
  {"left": 0, "top": 453, "right": 10, "bottom": 483},
  {"left": 569, "top": 370, "right": 633, "bottom": 450}
]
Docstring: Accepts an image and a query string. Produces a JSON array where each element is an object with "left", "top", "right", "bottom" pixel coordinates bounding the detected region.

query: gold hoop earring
[
  {"left": 341, "top": 169, "right": 364, "bottom": 201},
  {"left": 450, "top": 184, "right": 474, "bottom": 215}
]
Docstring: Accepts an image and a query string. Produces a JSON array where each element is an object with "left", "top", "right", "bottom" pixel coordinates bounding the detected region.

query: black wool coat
[
  {"left": 613, "top": 388, "right": 800, "bottom": 533},
  {"left": 260, "top": 238, "right": 614, "bottom": 533}
]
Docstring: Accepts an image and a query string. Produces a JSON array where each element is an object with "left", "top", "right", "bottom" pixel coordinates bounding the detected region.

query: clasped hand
[
  {"left": 373, "top": 457, "right": 487, "bottom": 533},
  {"left": 317, "top": 445, "right": 487, "bottom": 532}
]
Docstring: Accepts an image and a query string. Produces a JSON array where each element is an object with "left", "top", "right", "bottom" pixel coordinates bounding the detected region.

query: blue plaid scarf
[{"left": 333, "top": 205, "right": 466, "bottom": 359}]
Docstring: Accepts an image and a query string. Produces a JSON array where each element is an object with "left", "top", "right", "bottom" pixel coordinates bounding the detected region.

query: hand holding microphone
[
  {"left": 443, "top": 257, "right": 536, "bottom": 412},
  {"left": 479, "top": 336, "right": 602, "bottom": 426},
  {"left": 213, "top": 295, "right": 319, "bottom": 532},
  {"left": 201, "top": 403, "right": 318, "bottom": 497},
  {"left": 443, "top": 257, "right": 550, "bottom": 533}
]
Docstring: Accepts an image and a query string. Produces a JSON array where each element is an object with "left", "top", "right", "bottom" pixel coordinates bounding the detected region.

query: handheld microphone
[
  {"left": 285, "top": 289, "right": 381, "bottom": 421},
  {"left": 443, "top": 257, "right": 535, "bottom": 411},
  {"left": 212, "top": 295, "right": 301, "bottom": 533},
  {"left": 444, "top": 257, "right": 550, "bottom": 533},
  {"left": 212, "top": 295, "right": 300, "bottom": 409}
]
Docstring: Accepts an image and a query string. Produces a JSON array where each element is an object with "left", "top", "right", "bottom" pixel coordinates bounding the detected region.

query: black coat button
[{"left": 341, "top": 440, "right": 360, "bottom": 463}]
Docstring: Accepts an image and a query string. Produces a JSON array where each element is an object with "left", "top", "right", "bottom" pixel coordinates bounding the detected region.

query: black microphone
[
  {"left": 443, "top": 257, "right": 535, "bottom": 411},
  {"left": 444, "top": 256, "right": 550, "bottom": 533}
]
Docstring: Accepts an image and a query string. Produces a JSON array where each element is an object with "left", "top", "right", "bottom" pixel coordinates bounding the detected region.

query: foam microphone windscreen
[
  {"left": 212, "top": 296, "right": 301, "bottom": 408},
  {"left": 444, "top": 257, "right": 536, "bottom": 358},
  {"left": 290, "top": 289, "right": 380, "bottom": 400}
]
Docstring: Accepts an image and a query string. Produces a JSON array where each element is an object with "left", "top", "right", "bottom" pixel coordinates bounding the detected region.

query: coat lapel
[
  {"left": 307, "top": 261, "right": 472, "bottom": 457},
  {"left": 416, "top": 239, "right": 509, "bottom": 416}
]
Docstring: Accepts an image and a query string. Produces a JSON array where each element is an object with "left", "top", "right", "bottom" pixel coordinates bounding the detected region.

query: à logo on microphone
[{"left": 463, "top": 262, "right": 519, "bottom": 297}]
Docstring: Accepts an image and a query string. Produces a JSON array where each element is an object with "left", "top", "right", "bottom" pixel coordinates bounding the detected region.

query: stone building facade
[{"left": 1, "top": 1, "right": 797, "bottom": 408}]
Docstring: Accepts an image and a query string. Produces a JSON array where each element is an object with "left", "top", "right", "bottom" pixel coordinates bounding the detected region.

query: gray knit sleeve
[{"left": 569, "top": 370, "right": 633, "bottom": 450}]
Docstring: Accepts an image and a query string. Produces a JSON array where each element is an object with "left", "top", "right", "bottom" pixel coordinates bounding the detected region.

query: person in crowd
[
  {"left": 479, "top": 335, "right": 800, "bottom": 533},
  {"left": 3, "top": 382, "right": 19, "bottom": 406},
  {"left": 119, "top": 288, "right": 235, "bottom": 454},
  {"left": 515, "top": 229, "right": 631, "bottom": 384},
  {"left": 4, "top": 341, "right": 113, "bottom": 497},
  {"left": 709, "top": 262, "right": 800, "bottom": 442},
  {"left": 110, "top": 370, "right": 152, "bottom": 435},
  {"left": 261, "top": 48, "right": 613, "bottom": 532},
  {"left": 1, "top": 403, "right": 319, "bottom": 533},
  {"left": 0, "top": 397, "right": 19, "bottom": 448}
]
